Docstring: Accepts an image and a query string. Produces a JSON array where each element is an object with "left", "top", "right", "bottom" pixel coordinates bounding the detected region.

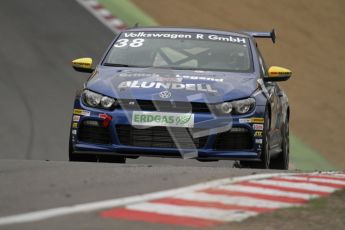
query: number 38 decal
[{"left": 114, "top": 39, "right": 145, "bottom": 48}]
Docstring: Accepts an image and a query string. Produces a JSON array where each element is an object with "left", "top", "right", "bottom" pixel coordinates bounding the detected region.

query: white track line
[
  {"left": 126, "top": 202, "right": 257, "bottom": 222},
  {"left": 173, "top": 192, "right": 296, "bottom": 208},
  {"left": 0, "top": 172, "right": 295, "bottom": 226}
]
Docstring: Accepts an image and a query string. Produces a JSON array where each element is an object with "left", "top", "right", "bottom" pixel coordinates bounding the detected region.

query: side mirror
[
  {"left": 72, "top": 57, "right": 94, "bottom": 73},
  {"left": 265, "top": 66, "right": 292, "bottom": 82}
]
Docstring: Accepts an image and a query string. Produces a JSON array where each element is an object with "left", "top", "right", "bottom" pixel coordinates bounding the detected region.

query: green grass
[
  {"left": 98, "top": 0, "right": 158, "bottom": 26},
  {"left": 290, "top": 135, "right": 336, "bottom": 170}
]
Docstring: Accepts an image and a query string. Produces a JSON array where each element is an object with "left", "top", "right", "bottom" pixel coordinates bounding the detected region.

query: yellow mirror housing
[
  {"left": 72, "top": 57, "right": 94, "bottom": 73},
  {"left": 266, "top": 66, "right": 292, "bottom": 82}
]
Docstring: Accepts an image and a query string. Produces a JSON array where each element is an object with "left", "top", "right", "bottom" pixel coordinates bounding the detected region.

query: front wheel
[
  {"left": 270, "top": 119, "right": 289, "bottom": 170},
  {"left": 240, "top": 111, "right": 271, "bottom": 169}
]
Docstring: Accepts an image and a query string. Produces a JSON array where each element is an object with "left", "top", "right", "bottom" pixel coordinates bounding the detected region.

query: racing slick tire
[
  {"left": 68, "top": 134, "right": 126, "bottom": 163},
  {"left": 270, "top": 118, "right": 289, "bottom": 170},
  {"left": 240, "top": 110, "right": 270, "bottom": 169}
]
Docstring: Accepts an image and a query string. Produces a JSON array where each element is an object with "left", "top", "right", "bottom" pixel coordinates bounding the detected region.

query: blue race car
[{"left": 69, "top": 27, "right": 291, "bottom": 169}]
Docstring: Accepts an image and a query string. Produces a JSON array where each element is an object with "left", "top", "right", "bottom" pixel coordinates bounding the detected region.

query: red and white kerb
[
  {"left": 101, "top": 172, "right": 345, "bottom": 228},
  {"left": 76, "top": 0, "right": 127, "bottom": 33}
]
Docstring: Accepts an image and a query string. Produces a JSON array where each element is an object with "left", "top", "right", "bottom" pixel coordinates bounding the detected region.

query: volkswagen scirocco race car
[{"left": 69, "top": 27, "right": 291, "bottom": 169}]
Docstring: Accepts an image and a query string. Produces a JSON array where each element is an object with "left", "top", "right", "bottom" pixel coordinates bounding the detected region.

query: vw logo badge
[{"left": 159, "top": 90, "right": 172, "bottom": 99}]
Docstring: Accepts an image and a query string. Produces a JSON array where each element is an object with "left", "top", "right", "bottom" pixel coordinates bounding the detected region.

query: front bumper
[{"left": 70, "top": 99, "right": 265, "bottom": 161}]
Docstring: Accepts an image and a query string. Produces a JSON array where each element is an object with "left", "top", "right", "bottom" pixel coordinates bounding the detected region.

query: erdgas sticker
[{"left": 132, "top": 111, "right": 194, "bottom": 128}]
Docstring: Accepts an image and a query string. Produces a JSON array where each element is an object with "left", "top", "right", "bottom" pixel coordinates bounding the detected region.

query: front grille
[
  {"left": 116, "top": 125, "right": 208, "bottom": 149},
  {"left": 78, "top": 120, "right": 112, "bottom": 144},
  {"left": 214, "top": 127, "right": 253, "bottom": 150},
  {"left": 118, "top": 100, "right": 210, "bottom": 113}
]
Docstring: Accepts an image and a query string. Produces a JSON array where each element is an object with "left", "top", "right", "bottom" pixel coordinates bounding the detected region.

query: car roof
[{"left": 123, "top": 26, "right": 251, "bottom": 38}]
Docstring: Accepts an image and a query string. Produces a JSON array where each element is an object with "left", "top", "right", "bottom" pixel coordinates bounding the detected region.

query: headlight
[
  {"left": 82, "top": 89, "right": 116, "bottom": 109},
  {"left": 84, "top": 90, "right": 102, "bottom": 107},
  {"left": 215, "top": 98, "right": 255, "bottom": 115},
  {"left": 216, "top": 102, "right": 233, "bottom": 114},
  {"left": 101, "top": 96, "right": 116, "bottom": 108},
  {"left": 232, "top": 98, "right": 256, "bottom": 114}
]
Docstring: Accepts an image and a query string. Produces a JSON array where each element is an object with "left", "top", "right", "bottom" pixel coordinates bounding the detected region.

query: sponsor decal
[
  {"left": 72, "top": 123, "right": 78, "bottom": 128},
  {"left": 123, "top": 32, "right": 194, "bottom": 40},
  {"left": 254, "top": 131, "right": 263, "bottom": 137},
  {"left": 119, "top": 72, "right": 160, "bottom": 78},
  {"left": 132, "top": 111, "right": 194, "bottom": 128},
  {"left": 252, "top": 117, "right": 264, "bottom": 123},
  {"left": 122, "top": 32, "right": 247, "bottom": 44},
  {"left": 253, "top": 124, "right": 264, "bottom": 130},
  {"left": 114, "top": 38, "right": 145, "bottom": 48},
  {"left": 73, "top": 109, "right": 90, "bottom": 116},
  {"left": 158, "top": 77, "right": 182, "bottom": 83},
  {"left": 118, "top": 81, "right": 218, "bottom": 93},
  {"left": 177, "top": 74, "right": 224, "bottom": 82},
  {"left": 255, "top": 139, "right": 263, "bottom": 144},
  {"left": 118, "top": 72, "right": 224, "bottom": 83},
  {"left": 239, "top": 117, "right": 265, "bottom": 124},
  {"left": 73, "top": 115, "right": 80, "bottom": 122},
  {"left": 239, "top": 118, "right": 252, "bottom": 123},
  {"left": 71, "top": 130, "right": 77, "bottom": 135}
]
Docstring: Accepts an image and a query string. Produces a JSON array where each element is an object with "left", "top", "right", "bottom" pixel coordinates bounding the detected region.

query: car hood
[{"left": 86, "top": 67, "right": 258, "bottom": 103}]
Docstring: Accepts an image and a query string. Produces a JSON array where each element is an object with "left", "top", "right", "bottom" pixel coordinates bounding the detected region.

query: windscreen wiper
[{"left": 103, "top": 63, "right": 132, "bottom": 67}]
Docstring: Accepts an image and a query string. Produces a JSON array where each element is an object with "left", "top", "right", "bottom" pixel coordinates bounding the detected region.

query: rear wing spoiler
[{"left": 243, "top": 29, "right": 276, "bottom": 43}]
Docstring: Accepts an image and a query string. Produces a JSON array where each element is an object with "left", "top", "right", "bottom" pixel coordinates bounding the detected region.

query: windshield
[{"left": 103, "top": 31, "right": 253, "bottom": 72}]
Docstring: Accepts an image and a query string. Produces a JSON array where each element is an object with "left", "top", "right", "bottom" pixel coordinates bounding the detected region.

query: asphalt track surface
[
  {"left": 0, "top": 0, "right": 113, "bottom": 161},
  {"left": 0, "top": 0, "right": 232, "bottom": 167},
  {"left": 0, "top": 1, "right": 293, "bottom": 229},
  {"left": 1, "top": 160, "right": 266, "bottom": 229}
]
